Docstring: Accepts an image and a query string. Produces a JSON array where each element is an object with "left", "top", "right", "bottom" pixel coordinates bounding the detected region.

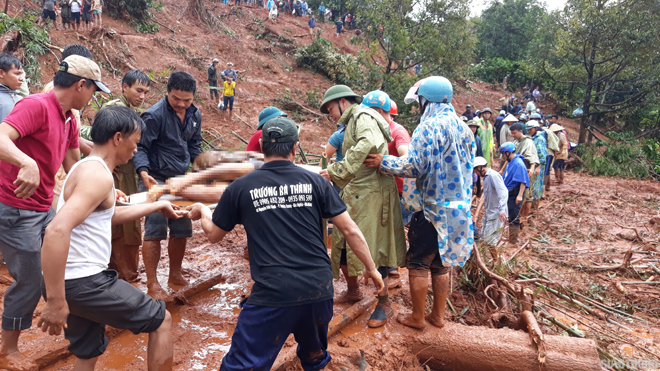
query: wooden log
[
  {"left": 413, "top": 322, "right": 601, "bottom": 371},
  {"left": 167, "top": 273, "right": 226, "bottom": 306}
]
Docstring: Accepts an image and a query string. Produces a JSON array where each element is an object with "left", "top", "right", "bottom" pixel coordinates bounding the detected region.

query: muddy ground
[{"left": 3, "top": 0, "right": 660, "bottom": 369}]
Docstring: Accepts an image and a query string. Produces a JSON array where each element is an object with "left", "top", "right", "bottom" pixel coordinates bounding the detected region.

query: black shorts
[
  {"left": 553, "top": 159, "right": 566, "bottom": 170},
  {"left": 406, "top": 212, "right": 450, "bottom": 275},
  {"left": 42, "top": 9, "right": 57, "bottom": 20},
  {"left": 51, "top": 270, "right": 166, "bottom": 359},
  {"left": 71, "top": 11, "right": 81, "bottom": 23}
]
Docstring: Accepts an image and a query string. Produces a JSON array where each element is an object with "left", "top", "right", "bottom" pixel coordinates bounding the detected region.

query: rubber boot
[
  {"left": 544, "top": 175, "right": 550, "bottom": 192},
  {"left": 508, "top": 225, "right": 520, "bottom": 244},
  {"left": 531, "top": 199, "right": 540, "bottom": 211}
]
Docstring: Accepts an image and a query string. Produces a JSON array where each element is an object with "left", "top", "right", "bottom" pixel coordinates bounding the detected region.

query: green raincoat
[{"left": 327, "top": 104, "right": 407, "bottom": 278}]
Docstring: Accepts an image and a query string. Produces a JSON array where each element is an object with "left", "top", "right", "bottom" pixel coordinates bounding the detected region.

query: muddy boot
[
  {"left": 531, "top": 199, "right": 540, "bottom": 211},
  {"left": 508, "top": 225, "right": 520, "bottom": 244},
  {"left": 544, "top": 175, "right": 551, "bottom": 192},
  {"left": 367, "top": 296, "right": 393, "bottom": 328}
]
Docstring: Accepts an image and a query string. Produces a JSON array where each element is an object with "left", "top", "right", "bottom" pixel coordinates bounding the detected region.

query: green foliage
[
  {"left": 294, "top": 37, "right": 363, "bottom": 85},
  {"left": 0, "top": 13, "right": 50, "bottom": 88},
  {"left": 305, "top": 88, "right": 324, "bottom": 109},
  {"left": 470, "top": 57, "right": 533, "bottom": 87},
  {"left": 132, "top": 20, "right": 159, "bottom": 33},
  {"left": 105, "top": 0, "right": 159, "bottom": 21},
  {"left": 475, "top": 0, "right": 546, "bottom": 61},
  {"left": 580, "top": 132, "right": 660, "bottom": 179}
]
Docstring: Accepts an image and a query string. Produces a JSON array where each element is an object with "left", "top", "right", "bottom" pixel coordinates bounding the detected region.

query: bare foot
[
  {"left": 0, "top": 351, "right": 38, "bottom": 371},
  {"left": 335, "top": 288, "right": 364, "bottom": 304},
  {"left": 396, "top": 313, "right": 426, "bottom": 330},
  {"left": 168, "top": 273, "right": 189, "bottom": 286},
  {"left": 425, "top": 314, "right": 446, "bottom": 328},
  {"left": 146, "top": 283, "right": 170, "bottom": 300}
]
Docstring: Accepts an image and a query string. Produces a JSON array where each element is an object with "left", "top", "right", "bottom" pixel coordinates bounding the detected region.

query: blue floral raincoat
[{"left": 380, "top": 103, "right": 476, "bottom": 267}]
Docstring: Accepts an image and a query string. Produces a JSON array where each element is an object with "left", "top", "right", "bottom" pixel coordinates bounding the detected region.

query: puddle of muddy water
[{"left": 44, "top": 282, "right": 247, "bottom": 370}]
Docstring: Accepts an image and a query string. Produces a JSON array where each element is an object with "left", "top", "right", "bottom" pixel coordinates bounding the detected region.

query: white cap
[
  {"left": 527, "top": 120, "right": 540, "bottom": 128},
  {"left": 474, "top": 156, "right": 488, "bottom": 167},
  {"left": 499, "top": 110, "right": 506, "bottom": 115}
]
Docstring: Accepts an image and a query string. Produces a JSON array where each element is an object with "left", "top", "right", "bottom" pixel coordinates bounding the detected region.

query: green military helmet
[{"left": 319, "top": 85, "right": 363, "bottom": 114}]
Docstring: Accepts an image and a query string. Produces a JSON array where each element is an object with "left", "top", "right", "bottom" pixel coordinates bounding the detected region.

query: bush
[
  {"left": 469, "top": 57, "right": 534, "bottom": 90},
  {"left": 294, "top": 38, "right": 363, "bottom": 85},
  {"left": 0, "top": 13, "right": 50, "bottom": 88},
  {"left": 580, "top": 132, "right": 660, "bottom": 179}
]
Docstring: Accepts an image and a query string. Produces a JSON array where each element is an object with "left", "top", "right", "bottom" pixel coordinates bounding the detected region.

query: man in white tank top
[{"left": 38, "top": 106, "right": 182, "bottom": 370}]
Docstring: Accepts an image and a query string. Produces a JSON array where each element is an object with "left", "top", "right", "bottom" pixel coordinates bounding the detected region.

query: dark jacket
[
  {"left": 462, "top": 110, "right": 475, "bottom": 120},
  {"left": 134, "top": 97, "right": 203, "bottom": 181},
  {"left": 308, "top": 18, "right": 315, "bottom": 28},
  {"left": 208, "top": 66, "right": 218, "bottom": 82}
]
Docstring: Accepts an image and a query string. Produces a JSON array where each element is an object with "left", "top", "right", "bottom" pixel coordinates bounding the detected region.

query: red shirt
[
  {"left": 0, "top": 91, "right": 79, "bottom": 211},
  {"left": 388, "top": 120, "right": 411, "bottom": 195},
  {"left": 246, "top": 130, "right": 263, "bottom": 153}
]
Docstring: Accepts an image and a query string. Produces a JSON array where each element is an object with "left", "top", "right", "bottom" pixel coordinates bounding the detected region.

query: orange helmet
[{"left": 390, "top": 100, "right": 398, "bottom": 116}]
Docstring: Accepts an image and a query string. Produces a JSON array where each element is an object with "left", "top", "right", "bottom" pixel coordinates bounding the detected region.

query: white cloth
[
  {"left": 526, "top": 101, "right": 536, "bottom": 113},
  {"left": 70, "top": 0, "right": 81, "bottom": 12},
  {"left": 58, "top": 156, "right": 115, "bottom": 280}
]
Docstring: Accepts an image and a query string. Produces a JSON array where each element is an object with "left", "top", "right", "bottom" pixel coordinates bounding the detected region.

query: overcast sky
[{"left": 470, "top": 0, "right": 569, "bottom": 17}]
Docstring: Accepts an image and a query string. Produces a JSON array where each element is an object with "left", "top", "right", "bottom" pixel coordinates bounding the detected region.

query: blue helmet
[
  {"left": 258, "top": 106, "right": 288, "bottom": 129},
  {"left": 416, "top": 76, "right": 453, "bottom": 103},
  {"left": 530, "top": 113, "right": 541, "bottom": 120},
  {"left": 361, "top": 90, "right": 391, "bottom": 112},
  {"left": 499, "top": 142, "right": 517, "bottom": 153}
]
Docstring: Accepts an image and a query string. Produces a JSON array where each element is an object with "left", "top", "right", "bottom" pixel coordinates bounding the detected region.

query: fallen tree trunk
[{"left": 413, "top": 322, "right": 600, "bottom": 371}]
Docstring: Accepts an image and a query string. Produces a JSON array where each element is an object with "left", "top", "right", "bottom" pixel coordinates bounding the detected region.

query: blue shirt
[
  {"left": 380, "top": 103, "right": 475, "bottom": 267},
  {"left": 308, "top": 18, "right": 315, "bottom": 28},
  {"left": 328, "top": 127, "right": 345, "bottom": 161},
  {"left": 503, "top": 153, "right": 530, "bottom": 190}
]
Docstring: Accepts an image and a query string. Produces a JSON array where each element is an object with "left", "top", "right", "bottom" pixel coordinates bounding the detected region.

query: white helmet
[
  {"left": 474, "top": 156, "right": 488, "bottom": 167},
  {"left": 527, "top": 120, "right": 540, "bottom": 128},
  {"left": 499, "top": 110, "right": 506, "bottom": 115}
]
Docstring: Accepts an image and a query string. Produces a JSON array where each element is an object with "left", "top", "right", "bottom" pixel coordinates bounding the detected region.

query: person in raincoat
[
  {"left": 475, "top": 107, "right": 494, "bottom": 167},
  {"left": 319, "top": 85, "right": 406, "bottom": 329},
  {"left": 526, "top": 120, "right": 547, "bottom": 209},
  {"left": 367, "top": 76, "right": 475, "bottom": 330}
]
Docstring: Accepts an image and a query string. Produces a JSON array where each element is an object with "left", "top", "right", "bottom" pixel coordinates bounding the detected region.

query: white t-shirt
[
  {"left": 59, "top": 156, "right": 115, "bottom": 280},
  {"left": 70, "top": 0, "right": 81, "bottom": 13}
]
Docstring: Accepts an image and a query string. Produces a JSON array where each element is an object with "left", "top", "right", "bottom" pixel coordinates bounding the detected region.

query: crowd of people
[
  {"left": 37, "top": 0, "right": 103, "bottom": 31},
  {"left": 0, "top": 19, "right": 571, "bottom": 370}
]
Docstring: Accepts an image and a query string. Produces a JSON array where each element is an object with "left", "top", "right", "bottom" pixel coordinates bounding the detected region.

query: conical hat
[
  {"left": 549, "top": 124, "right": 565, "bottom": 132},
  {"left": 503, "top": 114, "right": 518, "bottom": 123}
]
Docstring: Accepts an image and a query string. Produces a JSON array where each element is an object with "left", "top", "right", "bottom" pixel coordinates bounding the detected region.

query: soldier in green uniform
[{"left": 102, "top": 69, "right": 151, "bottom": 281}]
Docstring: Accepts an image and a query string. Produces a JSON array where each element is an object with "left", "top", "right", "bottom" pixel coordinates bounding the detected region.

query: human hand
[
  {"left": 363, "top": 153, "right": 383, "bottom": 168},
  {"left": 115, "top": 189, "right": 127, "bottom": 203},
  {"left": 14, "top": 159, "right": 40, "bottom": 199},
  {"left": 158, "top": 201, "right": 184, "bottom": 219},
  {"left": 140, "top": 172, "right": 158, "bottom": 190},
  {"left": 534, "top": 167, "right": 541, "bottom": 176},
  {"left": 37, "top": 300, "right": 69, "bottom": 336},
  {"left": 319, "top": 169, "right": 331, "bottom": 181},
  {"left": 185, "top": 203, "right": 208, "bottom": 221},
  {"left": 516, "top": 195, "right": 523, "bottom": 205},
  {"left": 499, "top": 213, "right": 508, "bottom": 223},
  {"left": 363, "top": 267, "right": 384, "bottom": 293}
]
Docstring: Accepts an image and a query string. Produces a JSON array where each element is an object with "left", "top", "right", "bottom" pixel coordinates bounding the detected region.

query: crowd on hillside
[
  {"left": 37, "top": 0, "right": 103, "bottom": 31},
  {"left": 0, "top": 8, "right": 571, "bottom": 369}
]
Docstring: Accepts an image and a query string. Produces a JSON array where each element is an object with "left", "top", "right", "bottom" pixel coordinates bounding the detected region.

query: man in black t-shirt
[{"left": 187, "top": 117, "right": 383, "bottom": 371}]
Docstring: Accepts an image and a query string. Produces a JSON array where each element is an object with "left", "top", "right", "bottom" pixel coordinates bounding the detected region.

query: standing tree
[
  {"left": 535, "top": 0, "right": 660, "bottom": 143},
  {"left": 475, "top": 0, "right": 546, "bottom": 61},
  {"left": 350, "top": 0, "right": 475, "bottom": 129}
]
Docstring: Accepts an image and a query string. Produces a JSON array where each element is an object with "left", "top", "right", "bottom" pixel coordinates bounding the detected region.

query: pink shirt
[
  {"left": 0, "top": 91, "right": 79, "bottom": 211},
  {"left": 388, "top": 120, "right": 411, "bottom": 195}
]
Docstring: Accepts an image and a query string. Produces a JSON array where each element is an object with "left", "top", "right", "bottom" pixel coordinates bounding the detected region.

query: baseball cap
[
  {"left": 262, "top": 117, "right": 299, "bottom": 143},
  {"left": 58, "top": 55, "right": 110, "bottom": 93},
  {"left": 258, "top": 106, "right": 288, "bottom": 129}
]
